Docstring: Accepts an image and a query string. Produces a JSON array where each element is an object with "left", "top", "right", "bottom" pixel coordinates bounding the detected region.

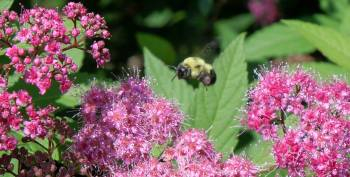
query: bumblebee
[{"left": 174, "top": 57, "right": 216, "bottom": 86}]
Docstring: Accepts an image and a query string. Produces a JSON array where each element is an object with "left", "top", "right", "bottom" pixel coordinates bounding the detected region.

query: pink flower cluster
[
  {"left": 73, "top": 77, "right": 183, "bottom": 171},
  {"left": 245, "top": 67, "right": 350, "bottom": 176},
  {"left": 248, "top": 0, "right": 280, "bottom": 25},
  {"left": 74, "top": 77, "right": 258, "bottom": 176},
  {"left": 0, "top": 2, "right": 110, "bottom": 94},
  {"left": 114, "top": 129, "right": 258, "bottom": 177},
  {"left": 0, "top": 90, "right": 55, "bottom": 151}
]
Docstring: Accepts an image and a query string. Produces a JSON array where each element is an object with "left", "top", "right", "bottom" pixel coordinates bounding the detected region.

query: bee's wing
[{"left": 198, "top": 40, "right": 220, "bottom": 63}]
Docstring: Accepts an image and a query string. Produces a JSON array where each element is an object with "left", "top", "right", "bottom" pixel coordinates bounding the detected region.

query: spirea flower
[
  {"left": 62, "top": 2, "right": 87, "bottom": 20},
  {"left": 245, "top": 67, "right": 317, "bottom": 139},
  {"left": 164, "top": 129, "right": 222, "bottom": 176},
  {"left": 113, "top": 128, "right": 257, "bottom": 177},
  {"left": 178, "top": 160, "right": 221, "bottom": 177},
  {"left": 80, "top": 86, "right": 117, "bottom": 124},
  {"left": 0, "top": 90, "right": 55, "bottom": 150},
  {"left": 245, "top": 66, "right": 350, "bottom": 176},
  {"left": 221, "top": 155, "right": 258, "bottom": 177},
  {"left": 91, "top": 40, "right": 110, "bottom": 67},
  {"left": 273, "top": 130, "right": 307, "bottom": 177},
  {"left": 113, "top": 158, "right": 178, "bottom": 177},
  {"left": 0, "top": 3, "right": 111, "bottom": 94},
  {"left": 73, "top": 77, "right": 184, "bottom": 172},
  {"left": 167, "top": 129, "right": 219, "bottom": 167},
  {"left": 248, "top": 0, "right": 280, "bottom": 25}
]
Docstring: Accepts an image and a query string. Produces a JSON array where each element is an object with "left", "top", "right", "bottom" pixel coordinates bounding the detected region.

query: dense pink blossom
[
  {"left": 63, "top": 2, "right": 87, "bottom": 20},
  {"left": 112, "top": 128, "right": 257, "bottom": 177},
  {"left": 0, "top": 90, "right": 55, "bottom": 150},
  {"left": 91, "top": 40, "right": 110, "bottom": 67},
  {"left": 0, "top": 3, "right": 110, "bottom": 94},
  {"left": 222, "top": 155, "right": 258, "bottom": 177},
  {"left": 248, "top": 0, "right": 280, "bottom": 25},
  {"left": 0, "top": 76, "right": 6, "bottom": 88},
  {"left": 246, "top": 66, "right": 350, "bottom": 176},
  {"left": 273, "top": 130, "right": 307, "bottom": 177},
  {"left": 168, "top": 129, "right": 219, "bottom": 167},
  {"left": 73, "top": 77, "right": 184, "bottom": 171},
  {"left": 72, "top": 123, "right": 117, "bottom": 168},
  {"left": 245, "top": 68, "right": 317, "bottom": 139},
  {"left": 178, "top": 160, "right": 221, "bottom": 177},
  {"left": 122, "top": 158, "right": 178, "bottom": 177},
  {"left": 80, "top": 86, "right": 117, "bottom": 124}
]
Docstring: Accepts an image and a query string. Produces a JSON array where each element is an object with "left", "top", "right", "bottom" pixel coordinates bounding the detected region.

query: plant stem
[{"left": 280, "top": 109, "right": 287, "bottom": 134}]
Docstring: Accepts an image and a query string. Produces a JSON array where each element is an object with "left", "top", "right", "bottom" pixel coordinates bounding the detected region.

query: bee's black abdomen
[{"left": 199, "top": 70, "right": 216, "bottom": 86}]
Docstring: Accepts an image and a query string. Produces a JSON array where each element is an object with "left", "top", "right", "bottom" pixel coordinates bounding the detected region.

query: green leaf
[
  {"left": 8, "top": 79, "right": 63, "bottom": 107},
  {"left": 8, "top": 73, "right": 103, "bottom": 107},
  {"left": 189, "top": 34, "right": 248, "bottom": 156},
  {"left": 63, "top": 48, "right": 85, "bottom": 70},
  {"left": 143, "top": 8, "right": 173, "bottom": 28},
  {"left": 259, "top": 168, "right": 288, "bottom": 177},
  {"left": 169, "top": 11, "right": 186, "bottom": 25},
  {"left": 0, "top": 0, "right": 14, "bottom": 11},
  {"left": 198, "top": 0, "right": 213, "bottom": 16},
  {"left": 340, "top": 6, "right": 350, "bottom": 35},
  {"left": 214, "top": 14, "right": 254, "bottom": 48},
  {"left": 319, "top": 0, "right": 349, "bottom": 17},
  {"left": 238, "top": 131, "right": 275, "bottom": 166},
  {"left": 10, "top": 130, "right": 61, "bottom": 161},
  {"left": 7, "top": 73, "right": 20, "bottom": 88},
  {"left": 137, "top": 33, "right": 176, "bottom": 65},
  {"left": 144, "top": 48, "right": 194, "bottom": 113},
  {"left": 245, "top": 23, "right": 315, "bottom": 62},
  {"left": 0, "top": 48, "right": 6, "bottom": 55},
  {"left": 283, "top": 20, "right": 350, "bottom": 71},
  {"left": 9, "top": 131, "right": 48, "bottom": 155},
  {"left": 313, "top": 14, "right": 340, "bottom": 29},
  {"left": 35, "top": 0, "right": 67, "bottom": 8},
  {"left": 295, "top": 62, "right": 350, "bottom": 83},
  {"left": 215, "top": 14, "right": 254, "bottom": 32}
]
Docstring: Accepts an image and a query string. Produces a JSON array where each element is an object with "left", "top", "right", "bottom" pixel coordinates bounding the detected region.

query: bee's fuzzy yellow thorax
[{"left": 182, "top": 57, "right": 209, "bottom": 78}]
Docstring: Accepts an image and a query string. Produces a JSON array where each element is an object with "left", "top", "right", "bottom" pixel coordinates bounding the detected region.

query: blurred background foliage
[{"left": 14, "top": 0, "right": 334, "bottom": 80}]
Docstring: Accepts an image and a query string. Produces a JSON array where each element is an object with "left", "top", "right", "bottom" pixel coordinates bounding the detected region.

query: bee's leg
[{"left": 171, "top": 74, "right": 177, "bottom": 81}]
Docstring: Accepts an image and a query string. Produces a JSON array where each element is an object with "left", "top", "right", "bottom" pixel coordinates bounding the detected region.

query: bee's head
[
  {"left": 176, "top": 65, "right": 191, "bottom": 79},
  {"left": 200, "top": 70, "right": 216, "bottom": 86}
]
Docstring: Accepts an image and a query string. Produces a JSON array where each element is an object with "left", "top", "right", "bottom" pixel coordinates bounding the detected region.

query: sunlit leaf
[
  {"left": 0, "top": 0, "right": 14, "bottom": 11},
  {"left": 237, "top": 131, "right": 275, "bottom": 166},
  {"left": 284, "top": 20, "right": 350, "bottom": 71},
  {"left": 245, "top": 23, "right": 315, "bottom": 62}
]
